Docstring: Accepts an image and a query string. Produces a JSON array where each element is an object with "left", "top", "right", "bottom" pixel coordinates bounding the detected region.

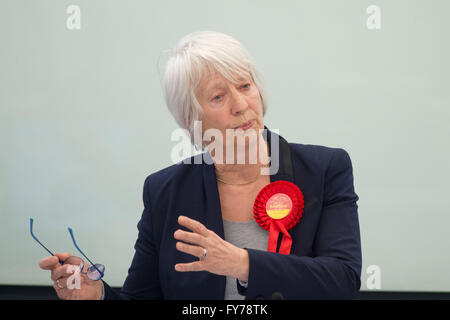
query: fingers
[
  {"left": 176, "top": 241, "right": 205, "bottom": 258},
  {"left": 53, "top": 272, "right": 86, "bottom": 289},
  {"left": 174, "top": 229, "right": 206, "bottom": 246},
  {"left": 54, "top": 252, "right": 72, "bottom": 262},
  {"left": 51, "top": 264, "right": 77, "bottom": 281},
  {"left": 178, "top": 216, "right": 210, "bottom": 237},
  {"left": 38, "top": 252, "right": 95, "bottom": 300},
  {"left": 175, "top": 261, "right": 203, "bottom": 272},
  {"left": 53, "top": 277, "right": 69, "bottom": 290}
]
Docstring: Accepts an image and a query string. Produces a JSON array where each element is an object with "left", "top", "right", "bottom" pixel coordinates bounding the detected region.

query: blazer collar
[{"left": 263, "top": 125, "right": 294, "bottom": 183}]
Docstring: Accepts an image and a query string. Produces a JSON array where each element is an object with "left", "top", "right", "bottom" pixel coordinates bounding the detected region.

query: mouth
[{"left": 234, "top": 120, "right": 254, "bottom": 131}]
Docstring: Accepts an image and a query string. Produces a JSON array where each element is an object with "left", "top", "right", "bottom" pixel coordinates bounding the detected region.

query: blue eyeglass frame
[{"left": 29, "top": 218, "right": 105, "bottom": 279}]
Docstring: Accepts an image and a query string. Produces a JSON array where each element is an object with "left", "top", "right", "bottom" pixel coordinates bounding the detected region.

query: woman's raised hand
[
  {"left": 39, "top": 252, "right": 103, "bottom": 300},
  {"left": 174, "top": 216, "right": 250, "bottom": 282}
]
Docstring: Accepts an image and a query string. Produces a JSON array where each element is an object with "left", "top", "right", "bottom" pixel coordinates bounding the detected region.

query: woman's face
[{"left": 195, "top": 70, "right": 264, "bottom": 154}]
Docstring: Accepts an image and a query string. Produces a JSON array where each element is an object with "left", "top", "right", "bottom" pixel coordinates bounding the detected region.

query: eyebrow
[{"left": 206, "top": 78, "right": 249, "bottom": 93}]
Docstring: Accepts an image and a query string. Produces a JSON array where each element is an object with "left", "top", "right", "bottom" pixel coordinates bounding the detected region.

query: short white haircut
[{"left": 162, "top": 31, "right": 268, "bottom": 145}]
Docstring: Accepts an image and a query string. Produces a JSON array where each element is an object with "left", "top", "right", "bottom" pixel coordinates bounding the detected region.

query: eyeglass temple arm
[
  {"left": 67, "top": 227, "right": 104, "bottom": 276},
  {"left": 29, "top": 218, "right": 63, "bottom": 265}
]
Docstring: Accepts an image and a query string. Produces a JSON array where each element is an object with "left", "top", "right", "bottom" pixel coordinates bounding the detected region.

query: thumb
[
  {"left": 38, "top": 252, "right": 72, "bottom": 270},
  {"left": 39, "top": 255, "right": 60, "bottom": 270}
]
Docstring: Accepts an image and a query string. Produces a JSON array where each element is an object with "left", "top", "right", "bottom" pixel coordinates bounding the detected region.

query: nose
[{"left": 229, "top": 85, "right": 248, "bottom": 116}]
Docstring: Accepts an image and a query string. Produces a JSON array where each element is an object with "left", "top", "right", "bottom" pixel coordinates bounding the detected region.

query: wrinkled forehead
[{"left": 196, "top": 68, "right": 251, "bottom": 96}]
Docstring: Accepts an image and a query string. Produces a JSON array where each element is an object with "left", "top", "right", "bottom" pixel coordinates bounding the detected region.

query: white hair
[{"left": 162, "top": 31, "right": 268, "bottom": 146}]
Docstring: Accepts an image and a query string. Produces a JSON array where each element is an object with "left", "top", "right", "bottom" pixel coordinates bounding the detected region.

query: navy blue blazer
[{"left": 103, "top": 127, "right": 362, "bottom": 299}]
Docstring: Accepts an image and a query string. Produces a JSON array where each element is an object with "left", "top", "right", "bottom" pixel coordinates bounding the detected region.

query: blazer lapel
[{"left": 262, "top": 126, "right": 294, "bottom": 183}]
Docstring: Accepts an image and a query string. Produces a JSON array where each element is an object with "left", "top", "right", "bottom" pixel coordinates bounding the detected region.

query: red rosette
[{"left": 253, "top": 180, "right": 304, "bottom": 254}]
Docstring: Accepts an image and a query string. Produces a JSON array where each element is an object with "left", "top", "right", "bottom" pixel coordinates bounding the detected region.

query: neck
[{"left": 213, "top": 137, "right": 270, "bottom": 185}]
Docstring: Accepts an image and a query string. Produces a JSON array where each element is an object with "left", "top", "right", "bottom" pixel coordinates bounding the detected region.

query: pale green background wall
[{"left": 1, "top": 0, "right": 449, "bottom": 291}]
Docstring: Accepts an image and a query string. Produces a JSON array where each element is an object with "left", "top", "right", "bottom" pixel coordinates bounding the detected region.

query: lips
[{"left": 235, "top": 120, "right": 254, "bottom": 130}]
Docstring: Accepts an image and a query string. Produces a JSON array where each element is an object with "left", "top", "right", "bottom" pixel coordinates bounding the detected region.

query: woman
[{"left": 39, "top": 31, "right": 362, "bottom": 300}]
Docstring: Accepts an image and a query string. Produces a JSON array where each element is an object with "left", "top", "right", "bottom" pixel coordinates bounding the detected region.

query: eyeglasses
[{"left": 30, "top": 218, "right": 105, "bottom": 281}]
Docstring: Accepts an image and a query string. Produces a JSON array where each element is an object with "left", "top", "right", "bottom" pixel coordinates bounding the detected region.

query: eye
[
  {"left": 241, "top": 83, "right": 251, "bottom": 90},
  {"left": 212, "top": 95, "right": 222, "bottom": 101}
]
